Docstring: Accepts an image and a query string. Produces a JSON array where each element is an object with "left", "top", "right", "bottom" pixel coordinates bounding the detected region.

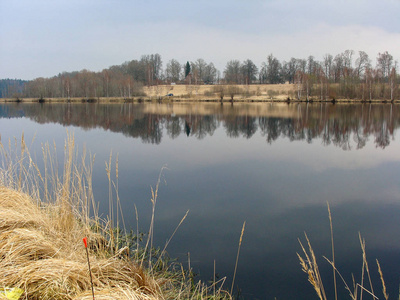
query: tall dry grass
[
  {"left": 297, "top": 204, "right": 391, "bottom": 300},
  {"left": 0, "top": 132, "right": 231, "bottom": 300}
]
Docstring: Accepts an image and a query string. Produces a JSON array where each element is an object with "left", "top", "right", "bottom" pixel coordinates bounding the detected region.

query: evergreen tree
[{"left": 185, "top": 61, "right": 191, "bottom": 78}]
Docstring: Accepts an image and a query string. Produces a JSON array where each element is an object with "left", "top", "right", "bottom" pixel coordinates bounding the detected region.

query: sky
[{"left": 1, "top": 0, "right": 400, "bottom": 80}]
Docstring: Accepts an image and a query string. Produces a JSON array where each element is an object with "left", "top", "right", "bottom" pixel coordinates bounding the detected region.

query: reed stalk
[
  {"left": 377, "top": 259, "right": 389, "bottom": 300},
  {"left": 230, "top": 221, "right": 246, "bottom": 296},
  {"left": 298, "top": 204, "right": 391, "bottom": 300},
  {"left": 327, "top": 202, "right": 337, "bottom": 300}
]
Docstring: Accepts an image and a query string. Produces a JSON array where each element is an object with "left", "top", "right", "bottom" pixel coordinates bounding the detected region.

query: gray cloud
[{"left": 1, "top": 0, "right": 399, "bottom": 79}]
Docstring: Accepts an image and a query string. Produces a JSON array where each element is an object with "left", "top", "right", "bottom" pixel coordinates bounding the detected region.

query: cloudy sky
[{"left": 1, "top": 0, "right": 399, "bottom": 80}]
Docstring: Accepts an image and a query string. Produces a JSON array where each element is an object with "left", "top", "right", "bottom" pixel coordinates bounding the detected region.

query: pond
[{"left": 1, "top": 102, "right": 400, "bottom": 299}]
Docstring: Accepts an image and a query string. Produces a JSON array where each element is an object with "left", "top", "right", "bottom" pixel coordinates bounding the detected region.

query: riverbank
[
  {"left": 1, "top": 84, "right": 398, "bottom": 103},
  {"left": 0, "top": 186, "right": 189, "bottom": 300},
  {"left": 0, "top": 134, "right": 231, "bottom": 300}
]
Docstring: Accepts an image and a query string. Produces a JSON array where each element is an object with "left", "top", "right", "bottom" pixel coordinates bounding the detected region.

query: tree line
[
  {"left": 0, "top": 79, "right": 27, "bottom": 98},
  {"left": 0, "top": 50, "right": 398, "bottom": 100}
]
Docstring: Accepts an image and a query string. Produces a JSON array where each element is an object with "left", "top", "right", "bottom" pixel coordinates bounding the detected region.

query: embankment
[{"left": 2, "top": 84, "right": 398, "bottom": 103}]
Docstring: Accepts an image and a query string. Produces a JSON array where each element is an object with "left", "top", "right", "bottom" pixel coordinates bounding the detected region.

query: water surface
[{"left": 1, "top": 102, "right": 399, "bottom": 299}]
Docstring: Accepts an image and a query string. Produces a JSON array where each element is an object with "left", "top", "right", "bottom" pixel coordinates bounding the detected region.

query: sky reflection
[{"left": 0, "top": 103, "right": 399, "bottom": 299}]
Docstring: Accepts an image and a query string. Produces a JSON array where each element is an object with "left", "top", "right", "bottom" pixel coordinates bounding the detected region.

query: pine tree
[{"left": 185, "top": 61, "right": 191, "bottom": 78}]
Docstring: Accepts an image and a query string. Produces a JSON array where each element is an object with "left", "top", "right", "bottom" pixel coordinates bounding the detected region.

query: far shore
[
  {"left": 1, "top": 84, "right": 398, "bottom": 104},
  {"left": 1, "top": 97, "right": 397, "bottom": 104}
]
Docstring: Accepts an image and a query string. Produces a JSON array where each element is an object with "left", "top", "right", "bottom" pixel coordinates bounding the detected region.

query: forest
[
  {"left": 0, "top": 50, "right": 398, "bottom": 101},
  {"left": 0, "top": 79, "right": 27, "bottom": 98}
]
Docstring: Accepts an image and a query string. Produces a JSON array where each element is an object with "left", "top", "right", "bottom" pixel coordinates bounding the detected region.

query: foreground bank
[{"left": 0, "top": 135, "right": 231, "bottom": 300}]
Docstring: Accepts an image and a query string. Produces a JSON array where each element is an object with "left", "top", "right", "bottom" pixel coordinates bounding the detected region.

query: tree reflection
[
  {"left": 165, "top": 117, "right": 181, "bottom": 139},
  {"left": 191, "top": 115, "right": 218, "bottom": 139},
  {"left": 353, "top": 127, "right": 368, "bottom": 149},
  {"left": 184, "top": 121, "right": 191, "bottom": 137},
  {"left": 224, "top": 115, "right": 240, "bottom": 138},
  {"left": 259, "top": 117, "right": 280, "bottom": 143},
  {"left": 0, "top": 103, "right": 399, "bottom": 149},
  {"left": 375, "top": 122, "right": 391, "bottom": 149}
]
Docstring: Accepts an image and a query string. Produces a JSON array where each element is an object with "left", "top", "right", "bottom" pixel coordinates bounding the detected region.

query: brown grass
[
  {"left": 230, "top": 221, "right": 246, "bottom": 295},
  {"left": 298, "top": 204, "right": 391, "bottom": 300},
  {"left": 143, "top": 84, "right": 294, "bottom": 100},
  {"left": 0, "top": 133, "right": 231, "bottom": 299},
  {"left": 297, "top": 233, "right": 327, "bottom": 300},
  {"left": 0, "top": 187, "right": 162, "bottom": 300}
]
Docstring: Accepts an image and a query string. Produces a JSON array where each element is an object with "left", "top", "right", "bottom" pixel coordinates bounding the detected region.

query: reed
[
  {"left": 327, "top": 202, "right": 337, "bottom": 300},
  {"left": 297, "top": 233, "right": 327, "bottom": 300},
  {"left": 0, "top": 133, "right": 231, "bottom": 300},
  {"left": 298, "top": 203, "right": 392, "bottom": 300},
  {"left": 230, "top": 221, "right": 246, "bottom": 296},
  {"left": 377, "top": 259, "right": 389, "bottom": 300}
]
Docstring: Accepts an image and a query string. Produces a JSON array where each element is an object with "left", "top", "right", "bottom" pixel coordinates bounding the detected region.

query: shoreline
[
  {"left": 1, "top": 96, "right": 398, "bottom": 104},
  {"left": 1, "top": 83, "right": 399, "bottom": 104}
]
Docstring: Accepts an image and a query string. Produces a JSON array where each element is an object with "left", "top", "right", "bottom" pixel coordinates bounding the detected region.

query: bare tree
[
  {"left": 195, "top": 58, "right": 207, "bottom": 83},
  {"left": 165, "top": 59, "right": 182, "bottom": 83},
  {"left": 224, "top": 60, "right": 241, "bottom": 84},
  {"left": 102, "top": 69, "right": 110, "bottom": 97},
  {"left": 294, "top": 70, "right": 304, "bottom": 100},
  {"left": 282, "top": 58, "right": 298, "bottom": 83},
  {"left": 389, "top": 67, "right": 397, "bottom": 101},
  {"left": 364, "top": 67, "right": 375, "bottom": 100},
  {"left": 316, "top": 65, "right": 327, "bottom": 100},
  {"left": 151, "top": 53, "right": 163, "bottom": 83},
  {"left": 64, "top": 75, "right": 71, "bottom": 100},
  {"left": 377, "top": 51, "right": 393, "bottom": 81},
  {"left": 298, "top": 59, "right": 307, "bottom": 74},
  {"left": 307, "top": 55, "right": 316, "bottom": 75},
  {"left": 323, "top": 54, "right": 333, "bottom": 81},
  {"left": 241, "top": 59, "right": 258, "bottom": 84},
  {"left": 203, "top": 62, "right": 217, "bottom": 84},
  {"left": 190, "top": 59, "right": 218, "bottom": 84},
  {"left": 140, "top": 54, "right": 163, "bottom": 85},
  {"left": 342, "top": 50, "right": 354, "bottom": 73},
  {"left": 266, "top": 54, "right": 283, "bottom": 84},
  {"left": 341, "top": 50, "right": 355, "bottom": 98},
  {"left": 333, "top": 54, "right": 344, "bottom": 82},
  {"left": 355, "top": 51, "right": 370, "bottom": 78},
  {"left": 127, "top": 60, "right": 146, "bottom": 82},
  {"left": 259, "top": 62, "right": 267, "bottom": 84}
]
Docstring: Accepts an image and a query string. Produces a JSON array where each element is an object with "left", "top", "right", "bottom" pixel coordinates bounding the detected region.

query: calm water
[{"left": 1, "top": 102, "right": 400, "bottom": 299}]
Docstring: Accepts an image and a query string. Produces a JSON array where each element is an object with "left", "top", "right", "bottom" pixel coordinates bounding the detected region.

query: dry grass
[
  {"left": 230, "top": 221, "right": 246, "bottom": 295},
  {"left": 0, "top": 133, "right": 231, "bottom": 300},
  {"left": 298, "top": 204, "right": 391, "bottom": 300},
  {"left": 0, "top": 186, "right": 161, "bottom": 300},
  {"left": 143, "top": 84, "right": 294, "bottom": 100},
  {"left": 297, "top": 233, "right": 327, "bottom": 300}
]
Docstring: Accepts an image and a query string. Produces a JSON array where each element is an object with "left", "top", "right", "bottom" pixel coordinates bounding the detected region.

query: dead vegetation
[
  {"left": 143, "top": 84, "right": 294, "bottom": 101},
  {"left": 0, "top": 186, "right": 160, "bottom": 300},
  {"left": 0, "top": 133, "right": 231, "bottom": 299},
  {"left": 298, "top": 203, "right": 391, "bottom": 300}
]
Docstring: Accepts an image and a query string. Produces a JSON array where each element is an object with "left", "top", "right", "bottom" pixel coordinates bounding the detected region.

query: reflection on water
[
  {"left": 1, "top": 102, "right": 400, "bottom": 299},
  {"left": 0, "top": 102, "right": 398, "bottom": 149}
]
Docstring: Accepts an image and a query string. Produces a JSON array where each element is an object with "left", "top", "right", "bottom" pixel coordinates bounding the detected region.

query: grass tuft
[{"left": 297, "top": 233, "right": 327, "bottom": 300}]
